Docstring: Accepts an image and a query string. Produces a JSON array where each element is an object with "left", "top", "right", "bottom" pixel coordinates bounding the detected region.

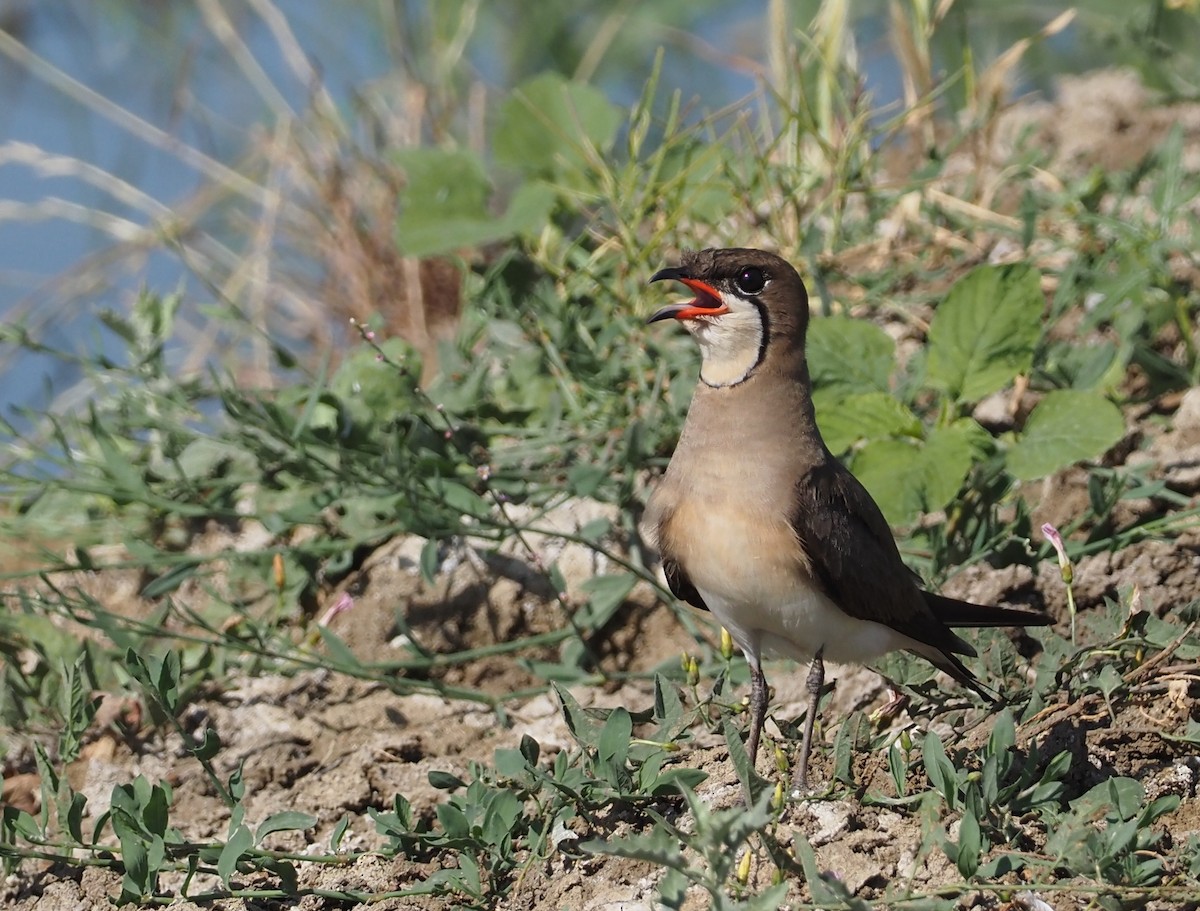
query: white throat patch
[{"left": 686, "top": 292, "right": 765, "bottom": 387}]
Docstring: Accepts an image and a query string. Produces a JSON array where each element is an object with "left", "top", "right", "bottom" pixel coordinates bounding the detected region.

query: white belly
[{"left": 696, "top": 582, "right": 913, "bottom": 669}]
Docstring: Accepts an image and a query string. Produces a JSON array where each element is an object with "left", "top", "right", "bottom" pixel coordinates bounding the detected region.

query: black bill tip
[{"left": 649, "top": 266, "right": 688, "bottom": 285}]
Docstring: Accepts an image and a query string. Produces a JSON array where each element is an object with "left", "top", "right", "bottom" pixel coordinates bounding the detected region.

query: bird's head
[{"left": 648, "top": 248, "right": 809, "bottom": 387}]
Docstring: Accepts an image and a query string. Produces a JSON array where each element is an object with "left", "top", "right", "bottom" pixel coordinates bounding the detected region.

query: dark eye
[{"left": 734, "top": 266, "right": 766, "bottom": 295}]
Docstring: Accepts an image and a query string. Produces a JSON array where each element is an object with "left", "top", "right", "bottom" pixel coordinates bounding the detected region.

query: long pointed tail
[{"left": 924, "top": 592, "right": 1053, "bottom": 629}]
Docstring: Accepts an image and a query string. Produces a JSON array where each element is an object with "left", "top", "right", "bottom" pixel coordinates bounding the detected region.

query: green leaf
[
  {"left": 419, "top": 538, "right": 440, "bottom": 586},
  {"left": 217, "top": 823, "right": 253, "bottom": 887},
  {"left": 255, "top": 811, "right": 318, "bottom": 845},
  {"left": 852, "top": 421, "right": 984, "bottom": 525},
  {"left": 956, "top": 802, "right": 981, "bottom": 878},
  {"left": 723, "top": 720, "right": 770, "bottom": 807},
  {"left": 433, "top": 480, "right": 489, "bottom": 518},
  {"left": 922, "top": 422, "right": 987, "bottom": 509},
  {"left": 554, "top": 683, "right": 604, "bottom": 748},
  {"left": 580, "top": 573, "right": 636, "bottom": 628},
  {"left": 567, "top": 463, "right": 607, "bottom": 498},
  {"left": 852, "top": 439, "right": 923, "bottom": 525},
  {"left": 394, "top": 148, "right": 487, "bottom": 237},
  {"left": 807, "top": 316, "right": 895, "bottom": 397},
  {"left": 598, "top": 708, "right": 633, "bottom": 765},
  {"left": 58, "top": 652, "right": 97, "bottom": 764},
  {"left": 481, "top": 790, "right": 522, "bottom": 846},
  {"left": 436, "top": 802, "right": 470, "bottom": 839},
  {"left": 493, "top": 748, "right": 529, "bottom": 779},
  {"left": 228, "top": 763, "right": 245, "bottom": 803},
  {"left": 119, "top": 832, "right": 149, "bottom": 902},
  {"left": 192, "top": 727, "right": 221, "bottom": 762},
  {"left": 830, "top": 711, "right": 858, "bottom": 787},
  {"left": 427, "top": 770, "right": 466, "bottom": 791},
  {"left": 519, "top": 733, "right": 540, "bottom": 766},
  {"left": 494, "top": 73, "right": 621, "bottom": 180},
  {"left": 814, "top": 391, "right": 922, "bottom": 455},
  {"left": 922, "top": 731, "right": 958, "bottom": 811},
  {"left": 1006, "top": 390, "right": 1125, "bottom": 481},
  {"left": 330, "top": 339, "right": 420, "bottom": 428},
  {"left": 330, "top": 814, "right": 350, "bottom": 852},
  {"left": 888, "top": 739, "right": 907, "bottom": 797},
  {"left": 926, "top": 264, "right": 1044, "bottom": 404},
  {"left": 652, "top": 674, "right": 683, "bottom": 737},
  {"left": 392, "top": 151, "right": 556, "bottom": 257},
  {"left": 580, "top": 819, "right": 682, "bottom": 866},
  {"left": 316, "top": 626, "right": 360, "bottom": 671},
  {"left": 792, "top": 833, "right": 857, "bottom": 905},
  {"left": 140, "top": 562, "right": 198, "bottom": 599}
]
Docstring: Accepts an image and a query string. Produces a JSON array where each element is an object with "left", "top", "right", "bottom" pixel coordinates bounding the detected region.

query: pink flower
[
  {"left": 319, "top": 592, "right": 355, "bottom": 627},
  {"left": 1041, "top": 523, "right": 1072, "bottom": 584}
]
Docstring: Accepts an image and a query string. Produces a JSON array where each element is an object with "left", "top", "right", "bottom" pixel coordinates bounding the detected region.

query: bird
[{"left": 641, "top": 247, "right": 1052, "bottom": 793}]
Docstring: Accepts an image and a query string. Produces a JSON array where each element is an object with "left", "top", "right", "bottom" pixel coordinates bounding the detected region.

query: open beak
[{"left": 647, "top": 266, "right": 728, "bottom": 323}]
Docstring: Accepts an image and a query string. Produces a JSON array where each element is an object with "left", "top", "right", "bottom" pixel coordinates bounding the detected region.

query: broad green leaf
[
  {"left": 830, "top": 710, "right": 857, "bottom": 787},
  {"left": 500, "top": 180, "right": 557, "bottom": 235},
  {"left": 493, "top": 747, "right": 529, "bottom": 779},
  {"left": 807, "top": 316, "right": 895, "bottom": 397},
  {"left": 814, "top": 390, "right": 922, "bottom": 455},
  {"left": 393, "top": 150, "right": 555, "bottom": 256},
  {"left": 598, "top": 707, "right": 633, "bottom": 764},
  {"left": 926, "top": 264, "right": 1044, "bottom": 404},
  {"left": 481, "top": 790, "right": 522, "bottom": 845},
  {"left": 1006, "top": 390, "right": 1125, "bottom": 481},
  {"left": 853, "top": 439, "right": 923, "bottom": 525},
  {"left": 922, "top": 421, "right": 987, "bottom": 511},
  {"left": 435, "top": 802, "right": 469, "bottom": 839},
  {"left": 851, "top": 421, "right": 983, "bottom": 526},
  {"left": 119, "top": 834, "right": 149, "bottom": 901},
  {"left": 651, "top": 674, "right": 683, "bottom": 738},
  {"left": 553, "top": 683, "right": 604, "bottom": 748},
  {"left": 330, "top": 339, "right": 420, "bottom": 428},
  {"left": 494, "top": 73, "right": 621, "bottom": 180}
]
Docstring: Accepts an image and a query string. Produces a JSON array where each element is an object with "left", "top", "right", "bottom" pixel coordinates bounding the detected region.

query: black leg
[
  {"left": 746, "top": 661, "right": 769, "bottom": 769},
  {"left": 793, "top": 647, "right": 825, "bottom": 792}
]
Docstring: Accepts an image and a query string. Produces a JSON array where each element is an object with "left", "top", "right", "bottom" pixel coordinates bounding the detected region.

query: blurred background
[{"left": 1, "top": 0, "right": 1198, "bottom": 421}]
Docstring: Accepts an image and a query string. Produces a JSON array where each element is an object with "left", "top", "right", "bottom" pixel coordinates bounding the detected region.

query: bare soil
[{"left": 5, "top": 70, "right": 1200, "bottom": 910}]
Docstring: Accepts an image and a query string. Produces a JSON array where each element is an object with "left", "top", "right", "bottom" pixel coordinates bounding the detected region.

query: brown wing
[
  {"left": 663, "top": 558, "right": 710, "bottom": 612},
  {"left": 790, "top": 456, "right": 972, "bottom": 658}
]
